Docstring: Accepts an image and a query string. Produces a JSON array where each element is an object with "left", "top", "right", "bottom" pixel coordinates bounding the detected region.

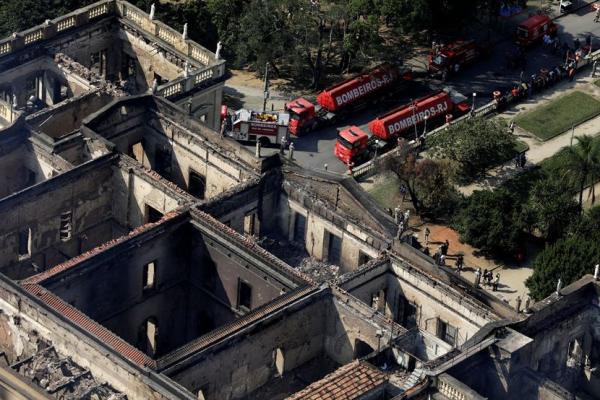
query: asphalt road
[{"left": 237, "top": 3, "right": 600, "bottom": 175}]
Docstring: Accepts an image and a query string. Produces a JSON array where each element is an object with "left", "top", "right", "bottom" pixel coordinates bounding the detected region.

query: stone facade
[{"left": 0, "top": 1, "right": 595, "bottom": 400}]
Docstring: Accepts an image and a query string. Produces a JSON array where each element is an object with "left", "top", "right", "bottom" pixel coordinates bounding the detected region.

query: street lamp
[
  {"left": 374, "top": 139, "right": 380, "bottom": 158},
  {"left": 472, "top": 92, "right": 477, "bottom": 113},
  {"left": 411, "top": 101, "right": 418, "bottom": 140},
  {"left": 423, "top": 115, "right": 429, "bottom": 137}
]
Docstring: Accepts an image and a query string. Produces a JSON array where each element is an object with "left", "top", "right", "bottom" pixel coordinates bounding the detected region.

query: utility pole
[
  {"left": 411, "top": 100, "right": 418, "bottom": 140},
  {"left": 263, "top": 62, "right": 269, "bottom": 112}
]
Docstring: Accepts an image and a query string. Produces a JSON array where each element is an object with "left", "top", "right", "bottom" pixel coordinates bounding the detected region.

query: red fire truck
[
  {"left": 428, "top": 40, "right": 484, "bottom": 78},
  {"left": 223, "top": 108, "right": 289, "bottom": 146},
  {"left": 334, "top": 90, "right": 470, "bottom": 165},
  {"left": 516, "top": 14, "right": 557, "bottom": 47},
  {"left": 285, "top": 63, "right": 412, "bottom": 136}
]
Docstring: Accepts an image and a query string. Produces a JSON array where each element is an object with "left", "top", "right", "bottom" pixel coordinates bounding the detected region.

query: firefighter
[{"left": 595, "top": 7, "right": 600, "bottom": 23}]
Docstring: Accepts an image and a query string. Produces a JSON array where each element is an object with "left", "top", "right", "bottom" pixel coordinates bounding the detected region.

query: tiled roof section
[
  {"left": 22, "top": 210, "right": 185, "bottom": 285},
  {"left": 286, "top": 360, "right": 386, "bottom": 400},
  {"left": 190, "top": 208, "right": 315, "bottom": 286},
  {"left": 22, "top": 283, "right": 157, "bottom": 369},
  {"left": 157, "top": 285, "right": 317, "bottom": 369}
]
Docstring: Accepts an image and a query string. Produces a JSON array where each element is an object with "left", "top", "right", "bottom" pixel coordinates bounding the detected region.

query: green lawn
[
  {"left": 595, "top": 79, "right": 600, "bottom": 88},
  {"left": 366, "top": 174, "right": 402, "bottom": 211},
  {"left": 515, "top": 91, "right": 600, "bottom": 141}
]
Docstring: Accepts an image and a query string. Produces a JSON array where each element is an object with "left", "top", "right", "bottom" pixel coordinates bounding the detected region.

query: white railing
[
  {"left": 438, "top": 380, "right": 467, "bottom": 400},
  {"left": 157, "top": 25, "right": 177, "bottom": 46},
  {"left": 56, "top": 16, "right": 76, "bottom": 32},
  {"left": 0, "top": 41, "right": 10, "bottom": 55},
  {"left": 190, "top": 44, "right": 211, "bottom": 66},
  {"left": 24, "top": 29, "right": 44, "bottom": 45},
  {"left": 159, "top": 82, "right": 184, "bottom": 97},
  {"left": 194, "top": 68, "right": 214, "bottom": 84},
  {"left": 88, "top": 3, "right": 110, "bottom": 19}
]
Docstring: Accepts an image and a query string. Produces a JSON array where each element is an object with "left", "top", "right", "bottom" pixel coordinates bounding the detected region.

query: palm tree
[{"left": 564, "top": 135, "right": 600, "bottom": 210}]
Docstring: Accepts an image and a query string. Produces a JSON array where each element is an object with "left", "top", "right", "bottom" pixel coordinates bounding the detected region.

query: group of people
[
  {"left": 500, "top": 36, "right": 592, "bottom": 110},
  {"left": 474, "top": 268, "right": 501, "bottom": 291},
  {"left": 423, "top": 227, "right": 503, "bottom": 289},
  {"left": 514, "top": 152, "right": 527, "bottom": 169}
]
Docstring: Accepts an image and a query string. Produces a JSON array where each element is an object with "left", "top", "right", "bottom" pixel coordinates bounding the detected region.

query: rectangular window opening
[
  {"left": 188, "top": 170, "right": 206, "bottom": 199},
  {"left": 59, "top": 211, "right": 73, "bottom": 242},
  {"left": 18, "top": 228, "right": 31, "bottom": 257},
  {"left": 143, "top": 261, "right": 156, "bottom": 291},
  {"left": 326, "top": 231, "right": 342, "bottom": 265},
  {"left": 144, "top": 204, "right": 163, "bottom": 223},
  {"left": 238, "top": 279, "right": 252, "bottom": 311},
  {"left": 154, "top": 146, "right": 172, "bottom": 179},
  {"left": 438, "top": 319, "right": 457, "bottom": 346},
  {"left": 293, "top": 212, "right": 306, "bottom": 242},
  {"left": 244, "top": 213, "right": 256, "bottom": 236}
]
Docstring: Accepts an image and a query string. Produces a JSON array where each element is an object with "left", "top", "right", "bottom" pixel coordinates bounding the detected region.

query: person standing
[
  {"left": 475, "top": 268, "right": 482, "bottom": 288},
  {"left": 424, "top": 226, "right": 431, "bottom": 246},
  {"left": 455, "top": 255, "right": 464, "bottom": 274},
  {"left": 595, "top": 7, "right": 600, "bottom": 23},
  {"left": 493, "top": 273, "right": 500, "bottom": 291}
]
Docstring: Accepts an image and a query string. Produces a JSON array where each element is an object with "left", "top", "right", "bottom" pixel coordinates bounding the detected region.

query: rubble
[
  {"left": 258, "top": 235, "right": 340, "bottom": 283},
  {"left": 12, "top": 346, "right": 124, "bottom": 399}
]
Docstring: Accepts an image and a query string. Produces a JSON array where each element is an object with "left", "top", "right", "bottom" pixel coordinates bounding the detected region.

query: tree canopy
[
  {"left": 452, "top": 188, "right": 523, "bottom": 259},
  {"left": 381, "top": 142, "right": 460, "bottom": 219},
  {"left": 525, "top": 210, "right": 600, "bottom": 300},
  {"left": 428, "top": 117, "right": 517, "bottom": 180}
]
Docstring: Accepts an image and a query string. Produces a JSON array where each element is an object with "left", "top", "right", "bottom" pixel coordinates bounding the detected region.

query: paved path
[{"left": 459, "top": 75, "right": 600, "bottom": 195}]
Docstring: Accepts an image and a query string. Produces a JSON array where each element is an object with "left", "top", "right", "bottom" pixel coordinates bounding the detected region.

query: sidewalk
[{"left": 459, "top": 74, "right": 600, "bottom": 195}]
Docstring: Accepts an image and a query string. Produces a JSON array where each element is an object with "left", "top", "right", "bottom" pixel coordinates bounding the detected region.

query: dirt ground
[{"left": 410, "top": 222, "right": 537, "bottom": 309}]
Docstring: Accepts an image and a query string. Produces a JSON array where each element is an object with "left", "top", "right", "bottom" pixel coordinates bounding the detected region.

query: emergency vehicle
[
  {"left": 334, "top": 90, "right": 470, "bottom": 165},
  {"left": 285, "top": 63, "right": 412, "bottom": 136},
  {"left": 516, "top": 14, "right": 557, "bottom": 47},
  {"left": 428, "top": 40, "right": 485, "bottom": 78},
  {"left": 223, "top": 108, "right": 289, "bottom": 146}
]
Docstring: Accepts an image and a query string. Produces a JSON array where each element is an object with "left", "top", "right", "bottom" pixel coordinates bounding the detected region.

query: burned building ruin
[{"left": 0, "top": 1, "right": 596, "bottom": 399}]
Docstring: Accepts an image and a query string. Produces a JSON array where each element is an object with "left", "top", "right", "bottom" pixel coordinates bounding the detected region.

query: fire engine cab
[
  {"left": 428, "top": 40, "right": 483, "bottom": 77},
  {"left": 516, "top": 14, "right": 557, "bottom": 47}
]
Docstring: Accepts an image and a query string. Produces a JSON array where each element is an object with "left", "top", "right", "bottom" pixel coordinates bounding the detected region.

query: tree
[
  {"left": 452, "top": 188, "right": 523, "bottom": 258},
  {"left": 524, "top": 176, "right": 580, "bottom": 242},
  {"left": 381, "top": 143, "right": 460, "bottom": 218},
  {"left": 526, "top": 234, "right": 600, "bottom": 300},
  {"left": 428, "top": 117, "right": 516, "bottom": 180},
  {"left": 563, "top": 135, "right": 600, "bottom": 210},
  {"left": 526, "top": 206, "right": 600, "bottom": 300}
]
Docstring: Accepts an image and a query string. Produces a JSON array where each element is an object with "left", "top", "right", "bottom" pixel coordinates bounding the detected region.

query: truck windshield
[{"left": 338, "top": 136, "right": 357, "bottom": 149}]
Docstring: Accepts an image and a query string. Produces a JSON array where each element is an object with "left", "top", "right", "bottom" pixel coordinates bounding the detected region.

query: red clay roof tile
[{"left": 286, "top": 360, "right": 386, "bottom": 400}]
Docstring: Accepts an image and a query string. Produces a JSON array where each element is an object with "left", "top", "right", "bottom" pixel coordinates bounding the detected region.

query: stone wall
[
  {"left": 342, "top": 260, "right": 497, "bottom": 347},
  {"left": 163, "top": 288, "right": 400, "bottom": 399},
  {"left": 0, "top": 277, "right": 194, "bottom": 399}
]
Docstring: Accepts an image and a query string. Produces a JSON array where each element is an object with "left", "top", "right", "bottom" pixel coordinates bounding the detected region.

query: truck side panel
[
  {"left": 368, "top": 91, "right": 453, "bottom": 140},
  {"left": 317, "top": 63, "right": 399, "bottom": 112}
]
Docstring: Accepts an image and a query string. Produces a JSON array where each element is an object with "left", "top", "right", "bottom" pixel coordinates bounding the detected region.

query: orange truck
[
  {"left": 334, "top": 90, "right": 470, "bottom": 165},
  {"left": 516, "top": 14, "right": 557, "bottom": 47},
  {"left": 285, "top": 63, "right": 412, "bottom": 136}
]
